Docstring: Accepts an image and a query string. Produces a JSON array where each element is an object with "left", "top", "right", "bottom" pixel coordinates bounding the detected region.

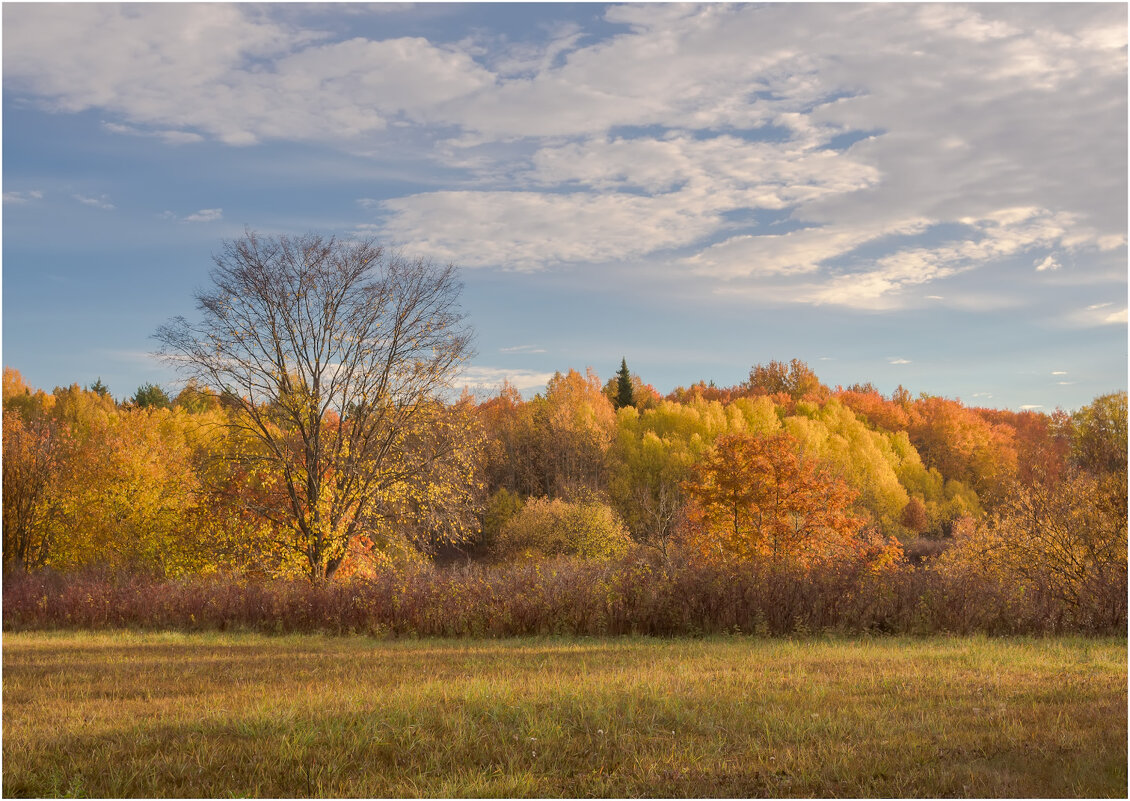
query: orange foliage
[
  {"left": 834, "top": 387, "right": 911, "bottom": 431},
  {"left": 899, "top": 496, "right": 929, "bottom": 534},
  {"left": 665, "top": 381, "right": 741, "bottom": 405},
  {"left": 907, "top": 396, "right": 1018, "bottom": 503},
  {"left": 940, "top": 470, "right": 1126, "bottom": 622},
  {"left": 975, "top": 407, "right": 1069, "bottom": 486},
  {"left": 682, "top": 431, "right": 867, "bottom": 567},
  {"left": 747, "top": 358, "right": 829, "bottom": 403},
  {"left": 630, "top": 380, "right": 663, "bottom": 410}
]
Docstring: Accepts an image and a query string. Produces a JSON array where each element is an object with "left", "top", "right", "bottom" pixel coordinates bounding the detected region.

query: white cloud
[
  {"left": 440, "top": 7, "right": 809, "bottom": 140},
  {"left": 500, "top": 345, "right": 547, "bottom": 354},
  {"left": 705, "top": 206, "right": 1102, "bottom": 309},
  {"left": 5, "top": 3, "right": 1125, "bottom": 313},
  {"left": 162, "top": 208, "right": 222, "bottom": 223},
  {"left": 3, "top": 4, "right": 492, "bottom": 145},
  {"left": 529, "top": 134, "right": 878, "bottom": 201},
  {"left": 1062, "top": 304, "right": 1129, "bottom": 328},
  {"left": 685, "top": 217, "right": 933, "bottom": 281},
  {"left": 1020, "top": 404, "right": 1044, "bottom": 410},
  {"left": 73, "top": 193, "right": 115, "bottom": 210},
  {"left": 102, "top": 121, "right": 203, "bottom": 144},
  {"left": 888, "top": 358, "right": 911, "bottom": 365},
  {"left": 483, "top": 23, "right": 587, "bottom": 79},
  {"left": 1051, "top": 371, "right": 1068, "bottom": 375},
  {"left": 381, "top": 131, "right": 883, "bottom": 272},
  {"left": 379, "top": 189, "right": 723, "bottom": 270},
  {"left": 3, "top": 190, "right": 44, "bottom": 204},
  {"left": 96, "top": 348, "right": 164, "bottom": 367},
  {"left": 183, "top": 208, "right": 223, "bottom": 223},
  {"left": 456, "top": 366, "right": 555, "bottom": 394}
]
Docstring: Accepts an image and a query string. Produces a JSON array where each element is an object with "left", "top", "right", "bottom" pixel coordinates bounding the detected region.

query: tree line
[{"left": 3, "top": 233, "right": 1125, "bottom": 627}]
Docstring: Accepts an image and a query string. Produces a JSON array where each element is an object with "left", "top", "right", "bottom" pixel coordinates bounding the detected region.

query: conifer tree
[
  {"left": 615, "top": 358, "right": 634, "bottom": 409},
  {"left": 132, "top": 383, "right": 171, "bottom": 409}
]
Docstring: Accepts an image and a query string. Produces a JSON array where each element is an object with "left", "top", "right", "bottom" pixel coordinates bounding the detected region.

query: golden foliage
[
  {"left": 495, "top": 495, "right": 632, "bottom": 561},
  {"left": 939, "top": 471, "right": 1127, "bottom": 615}
]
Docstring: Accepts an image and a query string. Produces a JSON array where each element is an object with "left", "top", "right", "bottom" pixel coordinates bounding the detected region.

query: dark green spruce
[{"left": 615, "top": 358, "right": 634, "bottom": 409}]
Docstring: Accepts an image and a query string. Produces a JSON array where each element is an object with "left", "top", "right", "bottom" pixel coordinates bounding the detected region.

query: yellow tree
[
  {"left": 609, "top": 395, "right": 781, "bottom": 556},
  {"left": 3, "top": 369, "right": 63, "bottom": 571},
  {"left": 476, "top": 381, "right": 548, "bottom": 498},
  {"left": 157, "top": 231, "right": 473, "bottom": 581},
  {"left": 543, "top": 367, "right": 617, "bottom": 497},
  {"left": 747, "top": 358, "right": 829, "bottom": 403},
  {"left": 609, "top": 417, "right": 695, "bottom": 558},
  {"left": 41, "top": 385, "right": 205, "bottom": 575},
  {"left": 1070, "top": 391, "right": 1128, "bottom": 479},
  {"left": 494, "top": 495, "right": 631, "bottom": 561},
  {"left": 3, "top": 372, "right": 214, "bottom": 576},
  {"left": 365, "top": 394, "right": 487, "bottom": 560},
  {"left": 2, "top": 410, "right": 64, "bottom": 572}
]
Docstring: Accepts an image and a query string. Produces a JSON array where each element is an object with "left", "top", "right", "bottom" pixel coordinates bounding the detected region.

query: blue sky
[{"left": 3, "top": 2, "right": 1126, "bottom": 411}]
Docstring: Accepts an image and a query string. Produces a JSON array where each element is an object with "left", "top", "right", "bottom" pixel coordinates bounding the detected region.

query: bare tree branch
[{"left": 156, "top": 230, "right": 474, "bottom": 581}]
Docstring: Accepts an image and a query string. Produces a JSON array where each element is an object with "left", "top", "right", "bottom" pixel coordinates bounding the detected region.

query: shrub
[
  {"left": 7, "top": 543, "right": 1123, "bottom": 638},
  {"left": 937, "top": 471, "right": 1127, "bottom": 631},
  {"left": 494, "top": 496, "right": 632, "bottom": 561},
  {"left": 480, "top": 488, "right": 524, "bottom": 552}
]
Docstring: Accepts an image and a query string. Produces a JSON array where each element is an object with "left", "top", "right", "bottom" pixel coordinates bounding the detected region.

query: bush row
[{"left": 4, "top": 554, "right": 1124, "bottom": 637}]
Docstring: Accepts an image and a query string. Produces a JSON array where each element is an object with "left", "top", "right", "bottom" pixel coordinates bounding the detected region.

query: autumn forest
[{"left": 3, "top": 233, "right": 1126, "bottom": 636}]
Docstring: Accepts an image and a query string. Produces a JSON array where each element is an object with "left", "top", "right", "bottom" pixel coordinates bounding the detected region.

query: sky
[{"left": 2, "top": 2, "right": 1127, "bottom": 412}]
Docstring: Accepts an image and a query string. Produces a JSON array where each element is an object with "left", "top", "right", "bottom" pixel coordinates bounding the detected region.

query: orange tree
[{"left": 682, "top": 431, "right": 868, "bottom": 567}]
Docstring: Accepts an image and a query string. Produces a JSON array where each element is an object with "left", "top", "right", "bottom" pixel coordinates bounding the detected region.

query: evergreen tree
[
  {"left": 88, "top": 377, "right": 110, "bottom": 398},
  {"left": 132, "top": 382, "right": 171, "bottom": 409},
  {"left": 615, "top": 358, "right": 634, "bottom": 409}
]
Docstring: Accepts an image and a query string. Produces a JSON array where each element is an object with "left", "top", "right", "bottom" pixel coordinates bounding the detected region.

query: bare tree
[{"left": 157, "top": 231, "right": 473, "bottom": 581}]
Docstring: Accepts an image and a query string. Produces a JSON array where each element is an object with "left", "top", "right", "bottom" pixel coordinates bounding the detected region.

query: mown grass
[{"left": 3, "top": 631, "right": 1125, "bottom": 797}]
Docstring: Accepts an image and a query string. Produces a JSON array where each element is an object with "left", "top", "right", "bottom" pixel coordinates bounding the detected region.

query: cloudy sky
[{"left": 3, "top": 2, "right": 1126, "bottom": 411}]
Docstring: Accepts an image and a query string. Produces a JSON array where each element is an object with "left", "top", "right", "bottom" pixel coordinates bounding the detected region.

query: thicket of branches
[{"left": 5, "top": 551, "right": 1123, "bottom": 636}]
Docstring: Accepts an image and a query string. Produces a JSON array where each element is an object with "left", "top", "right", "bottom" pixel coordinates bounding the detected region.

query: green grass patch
[{"left": 3, "top": 632, "right": 1125, "bottom": 797}]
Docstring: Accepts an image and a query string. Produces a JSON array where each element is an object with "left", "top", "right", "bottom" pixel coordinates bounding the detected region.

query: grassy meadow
[{"left": 3, "top": 631, "right": 1126, "bottom": 797}]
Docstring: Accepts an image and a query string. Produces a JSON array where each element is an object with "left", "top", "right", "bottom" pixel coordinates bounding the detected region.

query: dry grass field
[{"left": 3, "top": 631, "right": 1125, "bottom": 797}]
